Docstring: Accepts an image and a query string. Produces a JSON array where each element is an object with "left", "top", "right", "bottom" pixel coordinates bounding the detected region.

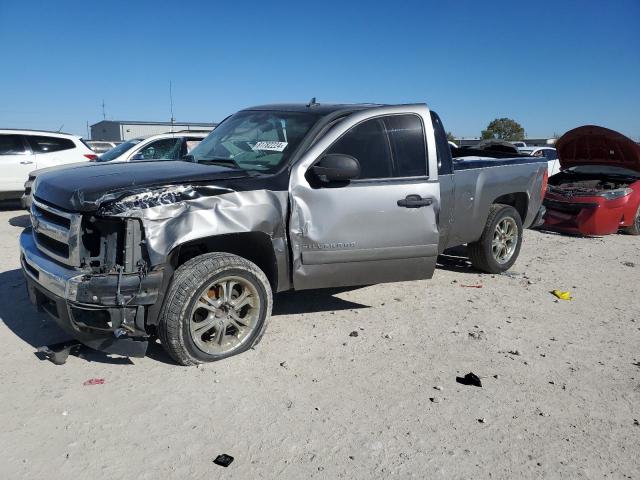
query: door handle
[
  {"left": 20, "top": 161, "right": 34, "bottom": 164},
  {"left": 397, "top": 194, "right": 433, "bottom": 208}
]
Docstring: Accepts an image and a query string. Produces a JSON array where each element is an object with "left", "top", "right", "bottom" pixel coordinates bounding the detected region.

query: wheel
[
  {"left": 468, "top": 204, "right": 523, "bottom": 274},
  {"left": 158, "top": 252, "right": 272, "bottom": 365},
  {"left": 621, "top": 203, "right": 640, "bottom": 235}
]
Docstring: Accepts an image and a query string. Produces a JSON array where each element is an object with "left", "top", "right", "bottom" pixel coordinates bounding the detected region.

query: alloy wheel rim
[
  {"left": 189, "top": 275, "right": 260, "bottom": 355},
  {"left": 492, "top": 217, "right": 518, "bottom": 264}
]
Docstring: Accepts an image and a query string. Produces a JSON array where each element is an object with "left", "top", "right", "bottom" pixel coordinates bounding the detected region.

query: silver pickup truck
[{"left": 20, "top": 102, "right": 548, "bottom": 365}]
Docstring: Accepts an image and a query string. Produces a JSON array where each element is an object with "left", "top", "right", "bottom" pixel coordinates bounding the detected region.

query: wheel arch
[
  {"left": 145, "top": 232, "right": 280, "bottom": 327},
  {"left": 492, "top": 192, "right": 528, "bottom": 222},
  {"left": 171, "top": 232, "right": 279, "bottom": 289}
]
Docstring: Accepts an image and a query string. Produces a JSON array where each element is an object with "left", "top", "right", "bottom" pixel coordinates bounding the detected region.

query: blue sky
[{"left": 1, "top": 0, "right": 638, "bottom": 139}]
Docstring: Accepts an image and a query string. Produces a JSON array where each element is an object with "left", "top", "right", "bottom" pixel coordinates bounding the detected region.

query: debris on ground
[
  {"left": 551, "top": 290, "right": 573, "bottom": 301},
  {"left": 478, "top": 418, "right": 486, "bottom": 423},
  {"left": 82, "top": 378, "right": 105, "bottom": 386},
  {"left": 456, "top": 372, "right": 482, "bottom": 387},
  {"left": 621, "top": 261, "right": 635, "bottom": 267},
  {"left": 36, "top": 340, "right": 83, "bottom": 365},
  {"left": 434, "top": 386, "right": 443, "bottom": 391},
  {"left": 279, "top": 361, "right": 288, "bottom": 369},
  {"left": 429, "top": 397, "right": 441, "bottom": 403},
  {"left": 349, "top": 331, "right": 359, "bottom": 337},
  {"left": 508, "top": 349, "right": 521, "bottom": 356},
  {"left": 461, "top": 284, "right": 483, "bottom": 288},
  {"left": 634, "top": 419, "right": 639, "bottom": 426},
  {"left": 468, "top": 330, "right": 486, "bottom": 340},
  {"left": 213, "top": 454, "right": 234, "bottom": 467}
]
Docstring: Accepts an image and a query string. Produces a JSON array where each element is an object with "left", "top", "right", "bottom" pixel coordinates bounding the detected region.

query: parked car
[
  {"left": 0, "top": 129, "right": 96, "bottom": 201},
  {"left": 511, "top": 141, "right": 527, "bottom": 149},
  {"left": 20, "top": 102, "right": 548, "bottom": 365},
  {"left": 21, "top": 131, "right": 208, "bottom": 209},
  {"left": 86, "top": 140, "right": 119, "bottom": 154},
  {"left": 97, "top": 131, "right": 208, "bottom": 163},
  {"left": 542, "top": 125, "right": 640, "bottom": 236},
  {"left": 519, "top": 146, "right": 560, "bottom": 176}
]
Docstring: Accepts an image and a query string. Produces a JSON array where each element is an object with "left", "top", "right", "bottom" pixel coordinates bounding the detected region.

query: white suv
[
  {"left": 0, "top": 129, "right": 96, "bottom": 200},
  {"left": 97, "top": 131, "right": 208, "bottom": 163},
  {"left": 21, "top": 131, "right": 209, "bottom": 209}
]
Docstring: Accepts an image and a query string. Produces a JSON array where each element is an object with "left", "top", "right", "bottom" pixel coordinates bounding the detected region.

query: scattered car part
[
  {"left": 36, "top": 340, "right": 83, "bottom": 365},
  {"left": 456, "top": 372, "right": 483, "bottom": 387}
]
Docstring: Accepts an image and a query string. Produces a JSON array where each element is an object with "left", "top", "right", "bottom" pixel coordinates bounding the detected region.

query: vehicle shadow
[
  {"left": 273, "top": 287, "right": 369, "bottom": 316},
  {"left": 9, "top": 214, "right": 30, "bottom": 228},
  {"left": 0, "top": 268, "right": 134, "bottom": 365},
  {"left": 436, "top": 245, "right": 479, "bottom": 273}
]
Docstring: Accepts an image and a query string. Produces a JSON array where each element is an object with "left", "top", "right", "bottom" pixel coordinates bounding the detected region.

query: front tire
[
  {"left": 468, "top": 204, "right": 523, "bottom": 274},
  {"left": 158, "top": 252, "right": 272, "bottom": 366}
]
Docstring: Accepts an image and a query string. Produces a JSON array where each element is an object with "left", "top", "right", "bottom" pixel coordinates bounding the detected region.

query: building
[{"left": 90, "top": 120, "right": 217, "bottom": 141}]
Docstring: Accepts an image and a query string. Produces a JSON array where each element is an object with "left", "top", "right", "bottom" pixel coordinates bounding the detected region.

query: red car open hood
[{"left": 557, "top": 125, "right": 640, "bottom": 173}]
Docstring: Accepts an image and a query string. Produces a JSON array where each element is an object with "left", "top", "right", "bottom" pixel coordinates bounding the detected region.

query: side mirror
[{"left": 311, "top": 154, "right": 360, "bottom": 182}]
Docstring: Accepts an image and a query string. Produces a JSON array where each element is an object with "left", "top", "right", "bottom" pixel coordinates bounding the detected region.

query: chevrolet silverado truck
[{"left": 20, "top": 102, "right": 548, "bottom": 365}]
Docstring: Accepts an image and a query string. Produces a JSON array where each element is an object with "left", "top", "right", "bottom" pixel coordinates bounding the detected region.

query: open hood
[{"left": 557, "top": 125, "right": 640, "bottom": 172}]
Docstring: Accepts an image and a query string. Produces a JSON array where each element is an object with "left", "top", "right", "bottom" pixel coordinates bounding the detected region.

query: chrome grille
[{"left": 31, "top": 199, "right": 82, "bottom": 266}]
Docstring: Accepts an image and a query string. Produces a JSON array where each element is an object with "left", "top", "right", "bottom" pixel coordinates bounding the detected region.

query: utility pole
[
  {"left": 169, "top": 80, "right": 175, "bottom": 132},
  {"left": 101, "top": 99, "right": 106, "bottom": 120}
]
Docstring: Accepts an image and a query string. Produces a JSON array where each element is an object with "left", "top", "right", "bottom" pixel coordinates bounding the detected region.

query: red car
[{"left": 543, "top": 125, "right": 640, "bottom": 236}]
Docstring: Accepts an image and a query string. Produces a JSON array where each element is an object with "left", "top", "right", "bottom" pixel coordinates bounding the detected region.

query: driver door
[{"left": 289, "top": 106, "right": 441, "bottom": 290}]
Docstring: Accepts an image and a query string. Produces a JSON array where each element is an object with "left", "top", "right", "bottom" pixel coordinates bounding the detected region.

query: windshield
[
  {"left": 188, "top": 110, "right": 320, "bottom": 173},
  {"left": 98, "top": 138, "right": 143, "bottom": 162}
]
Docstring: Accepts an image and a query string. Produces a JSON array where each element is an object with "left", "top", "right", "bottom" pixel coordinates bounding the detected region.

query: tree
[
  {"left": 481, "top": 118, "right": 525, "bottom": 141},
  {"left": 446, "top": 131, "right": 456, "bottom": 143}
]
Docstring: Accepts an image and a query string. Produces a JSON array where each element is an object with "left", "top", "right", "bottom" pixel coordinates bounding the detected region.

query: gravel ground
[{"left": 0, "top": 204, "right": 638, "bottom": 479}]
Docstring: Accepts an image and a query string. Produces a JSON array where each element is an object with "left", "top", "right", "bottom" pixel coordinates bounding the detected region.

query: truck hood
[
  {"left": 557, "top": 125, "right": 640, "bottom": 173},
  {"left": 33, "top": 160, "right": 252, "bottom": 212}
]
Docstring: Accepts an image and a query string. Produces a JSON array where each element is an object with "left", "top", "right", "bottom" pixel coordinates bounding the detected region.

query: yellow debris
[{"left": 552, "top": 290, "right": 573, "bottom": 301}]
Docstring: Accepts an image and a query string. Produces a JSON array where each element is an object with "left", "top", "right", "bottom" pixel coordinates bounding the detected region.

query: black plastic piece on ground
[
  {"left": 213, "top": 454, "right": 234, "bottom": 467},
  {"left": 36, "top": 340, "right": 84, "bottom": 365},
  {"left": 456, "top": 372, "right": 483, "bottom": 387}
]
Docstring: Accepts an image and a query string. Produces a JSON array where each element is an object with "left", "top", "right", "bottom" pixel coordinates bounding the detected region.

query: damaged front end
[
  {"left": 21, "top": 183, "right": 289, "bottom": 357},
  {"left": 21, "top": 196, "right": 165, "bottom": 357}
]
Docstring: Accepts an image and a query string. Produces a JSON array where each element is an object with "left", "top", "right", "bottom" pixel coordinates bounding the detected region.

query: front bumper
[
  {"left": 542, "top": 194, "right": 629, "bottom": 236},
  {"left": 20, "top": 229, "right": 162, "bottom": 357}
]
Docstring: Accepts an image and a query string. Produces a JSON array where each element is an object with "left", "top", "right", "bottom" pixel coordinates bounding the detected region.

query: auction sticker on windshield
[{"left": 252, "top": 141, "right": 288, "bottom": 152}]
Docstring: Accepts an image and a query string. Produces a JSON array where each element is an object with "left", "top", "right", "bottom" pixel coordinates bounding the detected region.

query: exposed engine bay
[{"left": 548, "top": 178, "right": 633, "bottom": 196}]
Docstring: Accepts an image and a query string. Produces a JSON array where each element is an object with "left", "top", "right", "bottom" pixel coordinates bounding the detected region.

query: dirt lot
[{"left": 0, "top": 204, "right": 638, "bottom": 479}]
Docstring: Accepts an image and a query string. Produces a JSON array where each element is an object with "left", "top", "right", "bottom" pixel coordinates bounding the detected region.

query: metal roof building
[{"left": 90, "top": 120, "right": 217, "bottom": 141}]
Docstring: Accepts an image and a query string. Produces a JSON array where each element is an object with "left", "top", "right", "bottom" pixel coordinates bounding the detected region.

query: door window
[
  {"left": 134, "top": 138, "right": 182, "bottom": 160},
  {"left": 0, "top": 135, "right": 28, "bottom": 155},
  {"left": 26, "top": 136, "right": 75, "bottom": 153},
  {"left": 326, "top": 118, "right": 393, "bottom": 179},
  {"left": 544, "top": 149, "right": 558, "bottom": 160},
  {"left": 325, "top": 114, "right": 427, "bottom": 180}
]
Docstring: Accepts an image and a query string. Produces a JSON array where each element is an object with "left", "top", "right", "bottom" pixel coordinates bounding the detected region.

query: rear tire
[
  {"left": 158, "top": 252, "right": 272, "bottom": 366},
  {"left": 468, "top": 204, "right": 523, "bottom": 274},
  {"left": 621, "top": 203, "right": 640, "bottom": 235}
]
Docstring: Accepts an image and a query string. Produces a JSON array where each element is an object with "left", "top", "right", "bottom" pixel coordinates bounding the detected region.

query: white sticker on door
[{"left": 251, "top": 141, "right": 288, "bottom": 152}]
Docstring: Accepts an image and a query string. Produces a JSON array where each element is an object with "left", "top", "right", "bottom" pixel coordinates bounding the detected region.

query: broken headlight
[{"left": 599, "top": 188, "right": 632, "bottom": 200}]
